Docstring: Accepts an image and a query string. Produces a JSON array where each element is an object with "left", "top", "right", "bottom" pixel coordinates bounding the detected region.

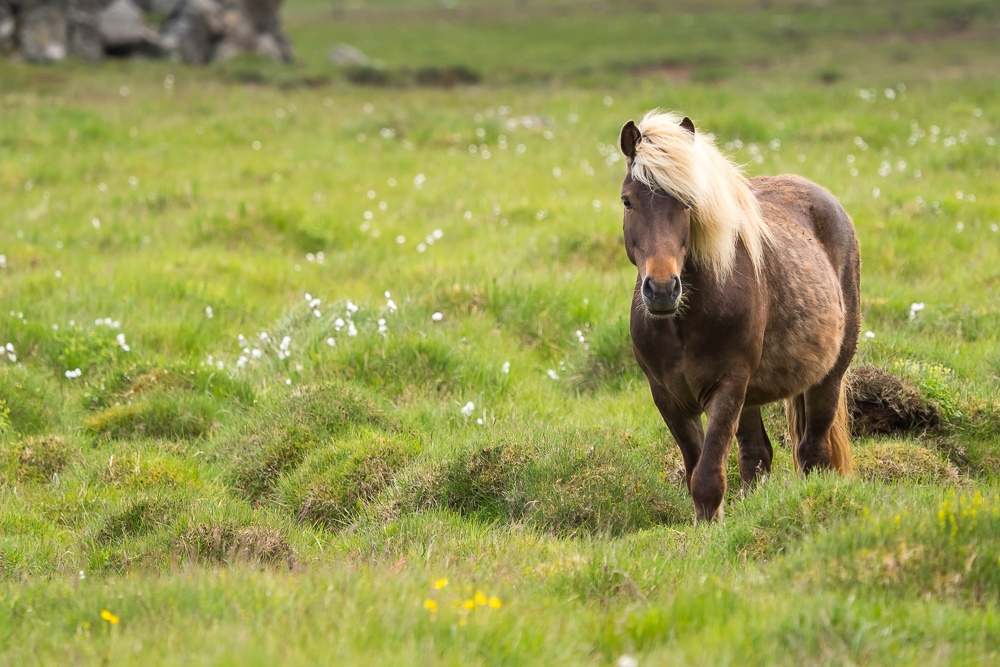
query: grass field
[{"left": 2, "top": 0, "right": 1000, "bottom": 663}]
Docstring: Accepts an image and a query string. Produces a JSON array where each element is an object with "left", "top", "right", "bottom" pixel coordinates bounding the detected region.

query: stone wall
[{"left": 0, "top": 0, "right": 291, "bottom": 63}]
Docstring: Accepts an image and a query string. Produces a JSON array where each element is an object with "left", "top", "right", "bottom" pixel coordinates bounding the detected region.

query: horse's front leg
[
  {"left": 690, "top": 374, "right": 749, "bottom": 522},
  {"left": 649, "top": 384, "right": 704, "bottom": 491}
]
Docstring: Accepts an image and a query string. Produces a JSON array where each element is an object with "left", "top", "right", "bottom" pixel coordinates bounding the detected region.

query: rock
[
  {"left": 98, "top": 0, "right": 161, "bottom": 53},
  {"left": 183, "top": 0, "right": 225, "bottom": 35},
  {"left": 1, "top": 1, "right": 16, "bottom": 53},
  {"left": 241, "top": 0, "right": 280, "bottom": 33},
  {"left": 7, "top": 0, "right": 291, "bottom": 64},
  {"left": 68, "top": 15, "right": 103, "bottom": 60},
  {"left": 161, "top": 7, "right": 212, "bottom": 64},
  {"left": 328, "top": 43, "right": 366, "bottom": 66},
  {"left": 133, "top": 0, "right": 181, "bottom": 15},
  {"left": 253, "top": 30, "right": 280, "bottom": 60},
  {"left": 20, "top": 4, "right": 68, "bottom": 62}
]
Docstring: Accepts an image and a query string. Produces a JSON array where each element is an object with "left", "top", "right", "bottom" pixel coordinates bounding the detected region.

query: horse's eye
[{"left": 622, "top": 197, "right": 632, "bottom": 210}]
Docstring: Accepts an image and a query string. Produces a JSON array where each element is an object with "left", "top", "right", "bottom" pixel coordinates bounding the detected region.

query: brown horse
[{"left": 619, "top": 111, "right": 860, "bottom": 522}]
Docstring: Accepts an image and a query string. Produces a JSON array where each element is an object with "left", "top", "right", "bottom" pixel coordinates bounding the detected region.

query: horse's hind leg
[
  {"left": 736, "top": 406, "right": 772, "bottom": 487},
  {"left": 796, "top": 371, "right": 844, "bottom": 473}
]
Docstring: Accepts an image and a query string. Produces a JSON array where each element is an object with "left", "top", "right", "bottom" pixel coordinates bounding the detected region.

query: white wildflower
[
  {"left": 461, "top": 401, "right": 475, "bottom": 417},
  {"left": 431, "top": 312, "right": 443, "bottom": 322}
]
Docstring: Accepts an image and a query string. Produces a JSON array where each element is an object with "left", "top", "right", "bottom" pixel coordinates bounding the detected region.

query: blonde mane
[{"left": 630, "top": 110, "right": 772, "bottom": 279}]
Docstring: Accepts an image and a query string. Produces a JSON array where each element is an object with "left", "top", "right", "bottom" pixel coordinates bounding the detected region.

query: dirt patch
[{"left": 846, "top": 366, "right": 941, "bottom": 436}]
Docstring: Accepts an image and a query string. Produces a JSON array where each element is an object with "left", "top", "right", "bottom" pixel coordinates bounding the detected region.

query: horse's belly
[{"left": 746, "top": 261, "right": 845, "bottom": 405}]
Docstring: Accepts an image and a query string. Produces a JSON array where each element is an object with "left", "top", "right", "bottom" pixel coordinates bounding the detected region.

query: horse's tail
[
  {"left": 786, "top": 379, "right": 853, "bottom": 476},
  {"left": 828, "top": 379, "right": 854, "bottom": 476}
]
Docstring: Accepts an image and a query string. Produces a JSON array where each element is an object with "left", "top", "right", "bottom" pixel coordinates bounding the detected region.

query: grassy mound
[
  {"left": 847, "top": 366, "right": 941, "bottom": 436},
  {"left": 176, "top": 522, "right": 294, "bottom": 568},
  {"left": 392, "top": 426, "right": 689, "bottom": 536},
  {"left": 95, "top": 497, "right": 177, "bottom": 544},
  {"left": 0, "top": 436, "right": 72, "bottom": 484},
  {"left": 277, "top": 432, "right": 418, "bottom": 529},
  {"left": 229, "top": 382, "right": 407, "bottom": 500},
  {"left": 854, "top": 439, "right": 960, "bottom": 484}
]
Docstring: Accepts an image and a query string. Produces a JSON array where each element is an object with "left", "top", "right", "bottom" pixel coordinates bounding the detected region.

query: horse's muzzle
[{"left": 642, "top": 274, "right": 682, "bottom": 316}]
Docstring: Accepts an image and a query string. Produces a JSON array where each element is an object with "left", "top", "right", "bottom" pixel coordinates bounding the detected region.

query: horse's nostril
[
  {"left": 670, "top": 275, "right": 682, "bottom": 300},
  {"left": 642, "top": 275, "right": 656, "bottom": 301}
]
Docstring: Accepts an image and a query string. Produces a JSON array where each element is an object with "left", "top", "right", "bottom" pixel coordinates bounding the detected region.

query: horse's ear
[
  {"left": 679, "top": 116, "right": 695, "bottom": 139},
  {"left": 619, "top": 120, "right": 641, "bottom": 161}
]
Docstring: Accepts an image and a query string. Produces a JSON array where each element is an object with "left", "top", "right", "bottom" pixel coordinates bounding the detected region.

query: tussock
[
  {"left": 286, "top": 435, "right": 416, "bottom": 529},
  {"left": 176, "top": 522, "right": 294, "bottom": 568},
  {"left": 846, "top": 366, "right": 941, "bottom": 436},
  {"left": 0, "top": 436, "right": 71, "bottom": 484},
  {"left": 84, "top": 396, "right": 218, "bottom": 441},
  {"left": 96, "top": 498, "right": 175, "bottom": 544},
  {"left": 854, "top": 440, "right": 959, "bottom": 484},
  {"left": 230, "top": 382, "right": 406, "bottom": 500}
]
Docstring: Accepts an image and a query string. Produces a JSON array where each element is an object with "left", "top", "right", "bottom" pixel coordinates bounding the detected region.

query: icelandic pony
[{"left": 619, "top": 111, "right": 859, "bottom": 521}]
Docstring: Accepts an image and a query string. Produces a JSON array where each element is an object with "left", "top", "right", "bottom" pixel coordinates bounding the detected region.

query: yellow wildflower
[
  {"left": 459, "top": 618, "right": 467, "bottom": 627},
  {"left": 489, "top": 597, "right": 502, "bottom": 608},
  {"left": 474, "top": 591, "right": 487, "bottom": 606},
  {"left": 462, "top": 599, "right": 475, "bottom": 610},
  {"left": 100, "top": 609, "right": 119, "bottom": 625},
  {"left": 423, "top": 599, "right": 438, "bottom": 613},
  {"left": 433, "top": 578, "right": 448, "bottom": 590}
]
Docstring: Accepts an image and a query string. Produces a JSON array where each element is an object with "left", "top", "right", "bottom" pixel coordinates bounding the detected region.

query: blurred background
[{"left": 2, "top": 3, "right": 1000, "bottom": 663}]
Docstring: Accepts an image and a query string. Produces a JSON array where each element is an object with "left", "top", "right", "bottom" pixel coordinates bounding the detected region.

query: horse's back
[{"left": 750, "top": 174, "right": 860, "bottom": 285}]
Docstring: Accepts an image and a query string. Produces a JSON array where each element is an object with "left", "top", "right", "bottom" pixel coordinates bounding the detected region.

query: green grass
[{"left": 2, "top": 0, "right": 1000, "bottom": 663}]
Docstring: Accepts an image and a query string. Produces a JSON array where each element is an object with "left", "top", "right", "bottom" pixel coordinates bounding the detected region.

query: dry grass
[{"left": 854, "top": 439, "right": 960, "bottom": 484}]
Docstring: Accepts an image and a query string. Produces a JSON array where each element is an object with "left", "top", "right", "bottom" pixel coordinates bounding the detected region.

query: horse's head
[{"left": 619, "top": 117, "right": 696, "bottom": 318}]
